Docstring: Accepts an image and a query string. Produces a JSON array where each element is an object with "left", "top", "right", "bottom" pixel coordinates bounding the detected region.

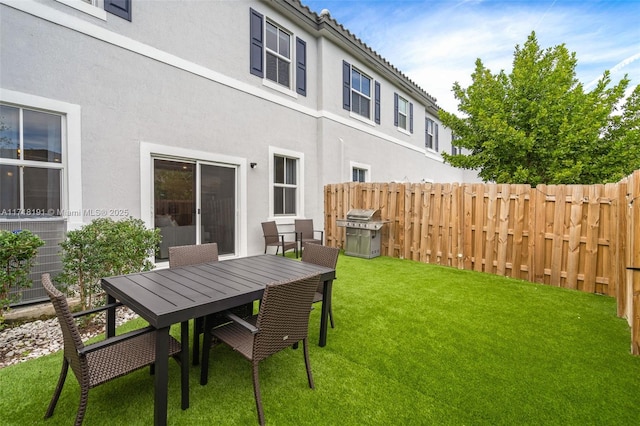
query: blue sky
[{"left": 302, "top": 0, "right": 640, "bottom": 113}]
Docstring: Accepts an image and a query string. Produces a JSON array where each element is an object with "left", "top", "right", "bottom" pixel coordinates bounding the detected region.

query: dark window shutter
[
  {"left": 296, "top": 37, "right": 307, "bottom": 96},
  {"left": 393, "top": 93, "right": 398, "bottom": 127},
  {"left": 374, "top": 82, "right": 381, "bottom": 124},
  {"left": 409, "top": 102, "right": 414, "bottom": 133},
  {"left": 104, "top": 0, "right": 131, "bottom": 21},
  {"left": 435, "top": 123, "right": 439, "bottom": 151},
  {"left": 250, "top": 8, "right": 264, "bottom": 77},
  {"left": 343, "top": 61, "right": 351, "bottom": 110}
]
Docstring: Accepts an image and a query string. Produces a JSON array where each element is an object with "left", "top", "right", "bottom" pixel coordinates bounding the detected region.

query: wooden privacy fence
[{"left": 324, "top": 170, "right": 640, "bottom": 355}]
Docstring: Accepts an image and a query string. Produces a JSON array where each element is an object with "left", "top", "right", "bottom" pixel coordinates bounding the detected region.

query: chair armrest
[
  {"left": 72, "top": 302, "right": 124, "bottom": 319},
  {"left": 224, "top": 311, "right": 259, "bottom": 334},
  {"left": 314, "top": 230, "right": 324, "bottom": 241},
  {"left": 79, "top": 326, "right": 156, "bottom": 355}
]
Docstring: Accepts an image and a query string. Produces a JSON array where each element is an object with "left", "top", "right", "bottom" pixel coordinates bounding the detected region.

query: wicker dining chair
[
  {"left": 168, "top": 243, "right": 252, "bottom": 365},
  {"left": 301, "top": 243, "right": 339, "bottom": 328},
  {"left": 295, "top": 219, "right": 324, "bottom": 254},
  {"left": 42, "top": 273, "right": 183, "bottom": 426},
  {"left": 200, "top": 273, "right": 321, "bottom": 426},
  {"left": 261, "top": 221, "right": 298, "bottom": 257}
]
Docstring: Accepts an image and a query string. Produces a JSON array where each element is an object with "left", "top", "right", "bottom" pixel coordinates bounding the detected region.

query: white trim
[
  {"left": 139, "top": 142, "right": 248, "bottom": 258},
  {"left": 349, "top": 110, "right": 376, "bottom": 127},
  {"left": 350, "top": 161, "right": 371, "bottom": 182},
  {"left": 262, "top": 79, "right": 298, "bottom": 99},
  {"left": 0, "top": 88, "right": 83, "bottom": 230},
  {"left": 268, "top": 146, "right": 305, "bottom": 223},
  {"left": 55, "top": 0, "right": 107, "bottom": 20}
]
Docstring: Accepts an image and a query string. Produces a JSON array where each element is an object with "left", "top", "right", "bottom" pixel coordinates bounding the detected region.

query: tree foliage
[{"left": 441, "top": 32, "right": 640, "bottom": 185}]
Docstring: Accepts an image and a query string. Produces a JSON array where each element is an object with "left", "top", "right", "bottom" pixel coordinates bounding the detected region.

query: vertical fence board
[
  {"left": 566, "top": 186, "right": 583, "bottom": 290},
  {"left": 485, "top": 185, "right": 498, "bottom": 274},
  {"left": 463, "top": 184, "right": 474, "bottom": 269},
  {"left": 496, "top": 185, "right": 510, "bottom": 276}
]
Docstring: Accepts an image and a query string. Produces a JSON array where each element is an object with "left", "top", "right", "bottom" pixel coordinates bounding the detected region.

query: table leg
[
  {"left": 154, "top": 327, "right": 170, "bottom": 426},
  {"left": 180, "top": 321, "right": 190, "bottom": 410},
  {"left": 319, "top": 279, "right": 333, "bottom": 347},
  {"left": 106, "top": 294, "right": 116, "bottom": 338}
]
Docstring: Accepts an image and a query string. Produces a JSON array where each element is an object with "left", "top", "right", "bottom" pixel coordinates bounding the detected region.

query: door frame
[{"left": 140, "top": 141, "right": 248, "bottom": 261}]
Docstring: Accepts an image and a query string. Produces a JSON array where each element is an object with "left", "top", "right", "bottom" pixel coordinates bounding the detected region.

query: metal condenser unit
[{"left": 336, "top": 209, "right": 388, "bottom": 259}]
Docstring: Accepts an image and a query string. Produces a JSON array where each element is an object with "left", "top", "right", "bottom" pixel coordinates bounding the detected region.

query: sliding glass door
[{"left": 153, "top": 158, "right": 237, "bottom": 261}]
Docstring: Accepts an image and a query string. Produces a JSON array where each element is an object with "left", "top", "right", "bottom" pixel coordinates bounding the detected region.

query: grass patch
[{"left": 1, "top": 255, "right": 638, "bottom": 425}]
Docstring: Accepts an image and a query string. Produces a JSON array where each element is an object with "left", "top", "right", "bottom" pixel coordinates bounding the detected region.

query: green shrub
[
  {"left": 57, "top": 217, "right": 161, "bottom": 310},
  {"left": 0, "top": 229, "right": 45, "bottom": 317}
]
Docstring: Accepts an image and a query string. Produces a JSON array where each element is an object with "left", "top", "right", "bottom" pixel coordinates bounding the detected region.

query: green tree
[{"left": 441, "top": 32, "right": 640, "bottom": 185}]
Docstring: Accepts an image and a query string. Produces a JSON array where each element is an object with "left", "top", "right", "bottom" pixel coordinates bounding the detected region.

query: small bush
[
  {"left": 0, "top": 229, "right": 45, "bottom": 317},
  {"left": 57, "top": 217, "right": 161, "bottom": 310}
]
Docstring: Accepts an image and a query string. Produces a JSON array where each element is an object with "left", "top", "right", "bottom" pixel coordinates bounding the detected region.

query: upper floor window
[
  {"left": 451, "top": 134, "right": 461, "bottom": 155},
  {"left": 394, "top": 93, "right": 413, "bottom": 133},
  {"left": 351, "top": 68, "right": 371, "bottom": 119},
  {"left": 1, "top": 105, "right": 63, "bottom": 218},
  {"left": 250, "top": 9, "right": 307, "bottom": 96},
  {"left": 265, "top": 22, "right": 291, "bottom": 88},
  {"left": 273, "top": 155, "right": 298, "bottom": 215},
  {"left": 397, "top": 97, "right": 408, "bottom": 129},
  {"left": 343, "top": 61, "right": 381, "bottom": 124},
  {"left": 425, "top": 118, "right": 439, "bottom": 151}
]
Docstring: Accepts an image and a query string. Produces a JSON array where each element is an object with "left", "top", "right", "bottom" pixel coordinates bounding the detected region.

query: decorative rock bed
[{"left": 0, "top": 307, "right": 138, "bottom": 369}]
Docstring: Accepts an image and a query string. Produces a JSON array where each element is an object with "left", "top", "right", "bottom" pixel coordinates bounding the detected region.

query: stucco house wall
[{"left": 0, "top": 0, "right": 479, "bottom": 304}]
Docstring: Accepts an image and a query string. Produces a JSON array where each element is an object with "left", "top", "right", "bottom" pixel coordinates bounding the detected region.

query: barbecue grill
[{"left": 336, "top": 209, "right": 388, "bottom": 258}]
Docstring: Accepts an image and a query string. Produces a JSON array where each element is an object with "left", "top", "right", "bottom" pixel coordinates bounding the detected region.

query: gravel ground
[{"left": 0, "top": 307, "right": 139, "bottom": 369}]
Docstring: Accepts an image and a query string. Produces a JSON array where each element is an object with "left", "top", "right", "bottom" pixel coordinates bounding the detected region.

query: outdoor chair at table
[
  {"left": 295, "top": 218, "right": 324, "bottom": 253},
  {"left": 199, "top": 273, "right": 321, "bottom": 426},
  {"left": 301, "top": 243, "right": 339, "bottom": 329},
  {"left": 168, "top": 243, "right": 252, "bottom": 366},
  {"left": 261, "top": 220, "right": 297, "bottom": 257},
  {"left": 41, "top": 273, "right": 184, "bottom": 426}
]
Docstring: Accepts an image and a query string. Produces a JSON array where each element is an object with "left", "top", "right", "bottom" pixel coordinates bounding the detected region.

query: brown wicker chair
[
  {"left": 301, "top": 243, "right": 339, "bottom": 328},
  {"left": 169, "top": 243, "right": 253, "bottom": 365},
  {"left": 42, "top": 273, "right": 183, "bottom": 426},
  {"left": 261, "top": 221, "right": 297, "bottom": 257},
  {"left": 200, "top": 273, "right": 321, "bottom": 426},
  {"left": 295, "top": 219, "right": 324, "bottom": 254}
]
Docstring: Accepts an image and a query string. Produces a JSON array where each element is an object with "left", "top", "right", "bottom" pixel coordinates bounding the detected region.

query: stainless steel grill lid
[{"left": 337, "top": 209, "right": 387, "bottom": 230}]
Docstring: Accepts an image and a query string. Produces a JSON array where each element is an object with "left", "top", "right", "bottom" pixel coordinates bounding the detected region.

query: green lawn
[{"left": 1, "top": 254, "right": 639, "bottom": 425}]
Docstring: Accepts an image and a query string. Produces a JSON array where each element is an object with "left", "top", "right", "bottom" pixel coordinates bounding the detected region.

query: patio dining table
[{"left": 101, "top": 254, "right": 336, "bottom": 426}]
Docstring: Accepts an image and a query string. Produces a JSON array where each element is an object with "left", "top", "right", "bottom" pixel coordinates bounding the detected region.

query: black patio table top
[{"left": 101, "top": 254, "right": 336, "bottom": 426}]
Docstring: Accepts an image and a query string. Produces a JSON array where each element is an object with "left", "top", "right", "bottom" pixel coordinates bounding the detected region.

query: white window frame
[
  {"left": 397, "top": 96, "right": 409, "bottom": 132},
  {"left": 140, "top": 142, "right": 248, "bottom": 259},
  {"left": 451, "top": 134, "right": 461, "bottom": 155},
  {"left": 0, "top": 89, "right": 82, "bottom": 230},
  {"left": 426, "top": 118, "right": 438, "bottom": 151},
  {"left": 269, "top": 146, "right": 304, "bottom": 223},
  {"left": 264, "top": 20, "right": 292, "bottom": 90},
  {"left": 55, "top": 0, "right": 107, "bottom": 20},
  {"left": 351, "top": 67, "right": 373, "bottom": 120},
  {"left": 350, "top": 161, "right": 371, "bottom": 182}
]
